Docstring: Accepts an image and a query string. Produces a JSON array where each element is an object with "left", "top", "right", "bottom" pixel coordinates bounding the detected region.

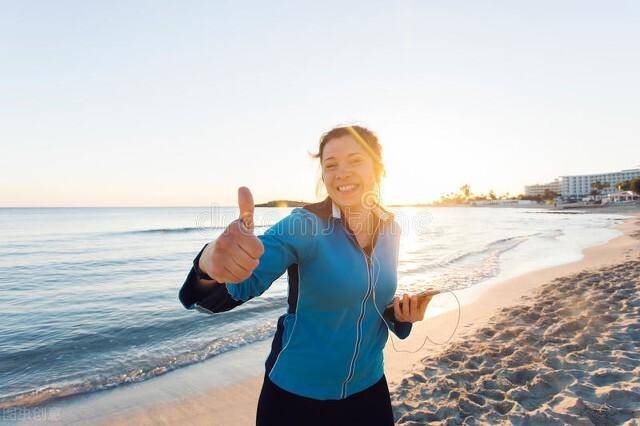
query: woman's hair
[{"left": 311, "top": 126, "right": 386, "bottom": 197}]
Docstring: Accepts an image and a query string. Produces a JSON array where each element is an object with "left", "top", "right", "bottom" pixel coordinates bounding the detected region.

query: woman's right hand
[{"left": 199, "top": 187, "right": 265, "bottom": 284}]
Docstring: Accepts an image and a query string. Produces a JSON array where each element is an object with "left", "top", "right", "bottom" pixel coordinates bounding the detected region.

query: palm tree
[
  {"left": 590, "top": 181, "right": 602, "bottom": 199},
  {"left": 543, "top": 189, "right": 559, "bottom": 200},
  {"left": 618, "top": 180, "right": 632, "bottom": 191},
  {"left": 459, "top": 184, "right": 471, "bottom": 200}
]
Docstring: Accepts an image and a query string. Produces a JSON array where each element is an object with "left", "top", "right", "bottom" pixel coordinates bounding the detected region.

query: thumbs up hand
[{"left": 199, "top": 187, "right": 265, "bottom": 284}]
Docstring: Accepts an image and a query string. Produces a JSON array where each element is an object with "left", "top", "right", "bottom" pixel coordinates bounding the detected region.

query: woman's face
[{"left": 321, "top": 135, "right": 378, "bottom": 211}]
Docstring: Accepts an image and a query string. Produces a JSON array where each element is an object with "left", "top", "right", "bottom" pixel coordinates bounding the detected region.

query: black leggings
[{"left": 256, "top": 374, "right": 395, "bottom": 426}]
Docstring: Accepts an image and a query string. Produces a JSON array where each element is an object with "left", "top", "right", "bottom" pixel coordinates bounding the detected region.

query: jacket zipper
[{"left": 340, "top": 229, "right": 374, "bottom": 398}]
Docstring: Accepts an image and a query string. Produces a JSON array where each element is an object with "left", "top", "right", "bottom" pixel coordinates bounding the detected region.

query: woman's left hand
[{"left": 393, "top": 293, "right": 434, "bottom": 323}]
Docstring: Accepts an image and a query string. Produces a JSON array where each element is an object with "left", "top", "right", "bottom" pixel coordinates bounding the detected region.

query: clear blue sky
[{"left": 2, "top": 1, "right": 639, "bottom": 206}]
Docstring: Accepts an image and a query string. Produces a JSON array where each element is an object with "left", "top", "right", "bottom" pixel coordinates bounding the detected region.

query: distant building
[
  {"left": 603, "top": 191, "right": 640, "bottom": 204},
  {"left": 560, "top": 168, "right": 640, "bottom": 198},
  {"left": 472, "top": 199, "right": 537, "bottom": 206},
  {"left": 524, "top": 179, "right": 561, "bottom": 197}
]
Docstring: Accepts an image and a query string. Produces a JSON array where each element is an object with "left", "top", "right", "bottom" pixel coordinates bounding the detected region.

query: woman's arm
[
  {"left": 382, "top": 307, "right": 413, "bottom": 339},
  {"left": 382, "top": 293, "right": 435, "bottom": 339},
  {"left": 178, "top": 244, "right": 244, "bottom": 314},
  {"left": 178, "top": 208, "right": 317, "bottom": 314}
]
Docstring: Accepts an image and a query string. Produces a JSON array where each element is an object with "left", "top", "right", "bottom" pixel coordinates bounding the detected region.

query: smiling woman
[{"left": 178, "top": 125, "right": 433, "bottom": 425}]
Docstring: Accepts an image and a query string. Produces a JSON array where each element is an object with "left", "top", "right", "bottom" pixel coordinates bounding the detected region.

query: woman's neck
[{"left": 341, "top": 205, "right": 375, "bottom": 236}]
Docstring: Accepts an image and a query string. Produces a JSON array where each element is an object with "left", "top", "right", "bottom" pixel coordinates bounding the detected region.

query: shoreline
[
  {"left": 16, "top": 212, "right": 640, "bottom": 425},
  {"left": 390, "top": 214, "right": 640, "bottom": 423},
  {"left": 384, "top": 213, "right": 640, "bottom": 390}
]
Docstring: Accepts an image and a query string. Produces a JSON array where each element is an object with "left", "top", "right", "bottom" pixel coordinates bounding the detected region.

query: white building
[
  {"left": 472, "top": 199, "right": 537, "bottom": 206},
  {"left": 603, "top": 191, "right": 639, "bottom": 203},
  {"left": 524, "top": 179, "right": 561, "bottom": 197},
  {"left": 560, "top": 168, "right": 640, "bottom": 198}
]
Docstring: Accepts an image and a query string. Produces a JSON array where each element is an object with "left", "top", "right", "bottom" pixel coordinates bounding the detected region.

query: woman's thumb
[{"left": 238, "top": 186, "right": 254, "bottom": 231}]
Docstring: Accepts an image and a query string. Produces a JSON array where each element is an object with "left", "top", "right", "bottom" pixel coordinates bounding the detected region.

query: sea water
[{"left": 0, "top": 206, "right": 629, "bottom": 408}]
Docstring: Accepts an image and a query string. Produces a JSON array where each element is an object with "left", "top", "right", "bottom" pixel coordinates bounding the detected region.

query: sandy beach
[
  {"left": 27, "top": 211, "right": 640, "bottom": 425},
  {"left": 391, "top": 215, "right": 640, "bottom": 424}
]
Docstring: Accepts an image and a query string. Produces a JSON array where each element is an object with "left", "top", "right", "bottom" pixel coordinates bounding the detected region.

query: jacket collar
[{"left": 303, "top": 196, "right": 394, "bottom": 224}]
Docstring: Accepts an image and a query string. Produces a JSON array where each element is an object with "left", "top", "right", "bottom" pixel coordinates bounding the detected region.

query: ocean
[{"left": 0, "top": 206, "right": 629, "bottom": 409}]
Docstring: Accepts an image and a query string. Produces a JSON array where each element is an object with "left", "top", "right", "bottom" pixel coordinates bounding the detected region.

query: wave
[
  {"left": 402, "top": 233, "right": 537, "bottom": 275},
  {"left": 400, "top": 229, "right": 563, "bottom": 290},
  {"left": 522, "top": 211, "right": 586, "bottom": 215},
  {"left": 426, "top": 236, "right": 528, "bottom": 292},
  {"left": 0, "top": 253, "right": 189, "bottom": 277},
  {"left": 0, "top": 292, "right": 289, "bottom": 409},
  {"left": 0, "top": 294, "right": 287, "bottom": 370},
  {"left": 0, "top": 319, "right": 278, "bottom": 410},
  {"left": 115, "top": 224, "right": 271, "bottom": 236}
]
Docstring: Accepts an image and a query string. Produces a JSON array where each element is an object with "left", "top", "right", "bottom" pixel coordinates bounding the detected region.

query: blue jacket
[{"left": 179, "top": 196, "right": 412, "bottom": 400}]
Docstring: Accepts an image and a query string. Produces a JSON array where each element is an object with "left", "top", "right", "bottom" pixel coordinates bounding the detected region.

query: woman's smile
[{"left": 336, "top": 183, "right": 360, "bottom": 194}]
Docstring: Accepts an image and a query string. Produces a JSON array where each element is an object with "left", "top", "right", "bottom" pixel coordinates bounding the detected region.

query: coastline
[
  {"left": 384, "top": 212, "right": 640, "bottom": 389},
  {"left": 19, "top": 212, "right": 640, "bottom": 425},
  {"left": 390, "top": 213, "right": 640, "bottom": 423}
]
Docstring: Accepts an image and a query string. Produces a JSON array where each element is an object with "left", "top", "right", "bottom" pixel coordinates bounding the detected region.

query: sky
[{"left": 2, "top": 1, "right": 639, "bottom": 207}]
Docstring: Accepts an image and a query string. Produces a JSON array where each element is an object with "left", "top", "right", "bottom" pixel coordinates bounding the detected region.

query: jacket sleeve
[
  {"left": 178, "top": 208, "right": 316, "bottom": 314},
  {"left": 383, "top": 308, "right": 413, "bottom": 340}
]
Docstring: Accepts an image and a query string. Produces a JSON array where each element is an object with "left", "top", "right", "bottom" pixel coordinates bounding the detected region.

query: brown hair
[{"left": 311, "top": 125, "right": 386, "bottom": 192}]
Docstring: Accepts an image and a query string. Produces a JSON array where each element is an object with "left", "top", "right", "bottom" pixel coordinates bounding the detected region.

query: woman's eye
[
  {"left": 350, "top": 159, "right": 362, "bottom": 165},
  {"left": 325, "top": 164, "right": 336, "bottom": 170}
]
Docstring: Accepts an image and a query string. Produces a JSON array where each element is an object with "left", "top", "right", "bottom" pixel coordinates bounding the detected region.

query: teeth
[{"left": 338, "top": 184, "right": 357, "bottom": 192}]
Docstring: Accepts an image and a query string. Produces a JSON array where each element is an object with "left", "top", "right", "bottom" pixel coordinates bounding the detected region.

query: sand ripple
[{"left": 391, "top": 260, "right": 640, "bottom": 425}]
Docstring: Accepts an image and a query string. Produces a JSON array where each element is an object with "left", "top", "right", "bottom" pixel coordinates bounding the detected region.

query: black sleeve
[
  {"left": 178, "top": 244, "right": 245, "bottom": 314},
  {"left": 383, "top": 304, "right": 413, "bottom": 340}
]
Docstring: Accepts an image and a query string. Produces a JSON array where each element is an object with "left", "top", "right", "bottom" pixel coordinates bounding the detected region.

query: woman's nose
[
  {"left": 335, "top": 163, "right": 355, "bottom": 176},
  {"left": 336, "top": 169, "right": 353, "bottom": 180}
]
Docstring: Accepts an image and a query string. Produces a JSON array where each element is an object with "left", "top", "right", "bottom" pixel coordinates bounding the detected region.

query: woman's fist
[{"left": 199, "top": 187, "right": 264, "bottom": 283}]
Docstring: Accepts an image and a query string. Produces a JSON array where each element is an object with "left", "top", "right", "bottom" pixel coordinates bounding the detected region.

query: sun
[{"left": 381, "top": 150, "right": 451, "bottom": 205}]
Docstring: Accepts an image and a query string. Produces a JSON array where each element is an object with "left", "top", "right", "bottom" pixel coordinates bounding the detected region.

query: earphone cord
[{"left": 371, "top": 251, "right": 462, "bottom": 353}]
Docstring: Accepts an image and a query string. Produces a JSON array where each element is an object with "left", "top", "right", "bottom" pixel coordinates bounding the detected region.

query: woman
[{"left": 179, "top": 125, "right": 432, "bottom": 425}]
